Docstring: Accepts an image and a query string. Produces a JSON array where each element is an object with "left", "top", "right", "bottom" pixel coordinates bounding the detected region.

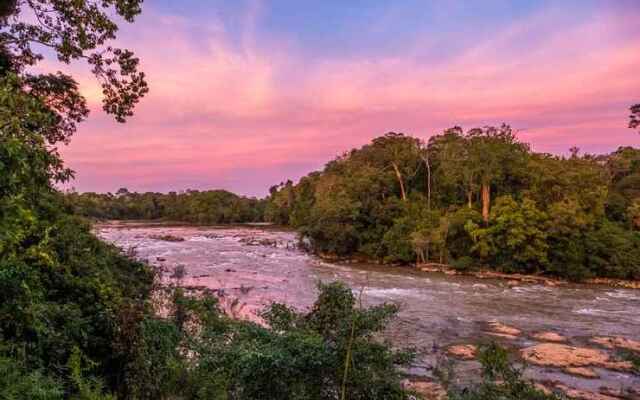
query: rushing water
[{"left": 98, "top": 222, "right": 640, "bottom": 393}]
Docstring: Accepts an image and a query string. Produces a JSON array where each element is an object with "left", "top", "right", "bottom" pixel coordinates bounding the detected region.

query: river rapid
[{"left": 98, "top": 222, "right": 640, "bottom": 395}]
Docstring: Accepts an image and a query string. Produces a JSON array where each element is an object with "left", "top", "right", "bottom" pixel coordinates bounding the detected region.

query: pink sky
[{"left": 58, "top": 2, "right": 640, "bottom": 197}]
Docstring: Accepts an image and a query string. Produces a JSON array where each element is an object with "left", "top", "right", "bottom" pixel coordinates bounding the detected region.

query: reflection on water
[{"left": 98, "top": 223, "right": 640, "bottom": 391}]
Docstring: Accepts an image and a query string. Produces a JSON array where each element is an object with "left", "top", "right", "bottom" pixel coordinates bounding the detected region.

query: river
[{"left": 98, "top": 222, "right": 640, "bottom": 395}]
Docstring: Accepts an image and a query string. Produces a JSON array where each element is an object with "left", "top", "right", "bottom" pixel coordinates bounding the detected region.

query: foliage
[
  {"left": 184, "top": 281, "right": 414, "bottom": 400},
  {"left": 0, "top": 0, "right": 148, "bottom": 123},
  {"left": 1, "top": 2, "right": 156, "bottom": 397},
  {"left": 465, "top": 196, "right": 549, "bottom": 273},
  {"left": 266, "top": 128, "right": 640, "bottom": 280},
  {"left": 66, "top": 189, "right": 266, "bottom": 224},
  {"left": 0, "top": 354, "right": 63, "bottom": 400}
]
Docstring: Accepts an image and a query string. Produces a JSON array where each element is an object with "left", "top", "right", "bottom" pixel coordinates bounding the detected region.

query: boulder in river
[
  {"left": 564, "top": 367, "right": 599, "bottom": 379},
  {"left": 447, "top": 344, "right": 477, "bottom": 360},
  {"left": 520, "top": 343, "right": 633, "bottom": 371},
  {"left": 150, "top": 234, "right": 185, "bottom": 242},
  {"left": 554, "top": 384, "right": 623, "bottom": 400},
  {"left": 486, "top": 321, "right": 521, "bottom": 339},
  {"left": 590, "top": 336, "right": 640, "bottom": 353},
  {"left": 532, "top": 331, "right": 567, "bottom": 343},
  {"left": 402, "top": 380, "right": 446, "bottom": 400}
]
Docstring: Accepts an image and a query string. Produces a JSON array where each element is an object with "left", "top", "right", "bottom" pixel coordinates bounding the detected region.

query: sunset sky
[{"left": 59, "top": 0, "right": 640, "bottom": 197}]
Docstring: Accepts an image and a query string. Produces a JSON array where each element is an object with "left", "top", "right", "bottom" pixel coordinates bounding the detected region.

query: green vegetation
[
  {"left": 445, "top": 343, "right": 562, "bottom": 400},
  {"left": 178, "top": 281, "right": 415, "bottom": 400},
  {"left": 0, "top": 2, "right": 415, "bottom": 399},
  {"left": 66, "top": 189, "right": 266, "bottom": 224},
  {"left": 266, "top": 128, "right": 640, "bottom": 281}
]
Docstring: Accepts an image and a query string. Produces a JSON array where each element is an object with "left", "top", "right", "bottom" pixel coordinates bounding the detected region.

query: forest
[
  {"left": 67, "top": 189, "right": 265, "bottom": 224},
  {"left": 265, "top": 129, "right": 640, "bottom": 281}
]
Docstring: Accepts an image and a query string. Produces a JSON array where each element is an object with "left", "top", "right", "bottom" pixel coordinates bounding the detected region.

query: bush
[
  {"left": 451, "top": 256, "right": 475, "bottom": 271},
  {"left": 0, "top": 354, "right": 63, "bottom": 400},
  {"left": 185, "top": 281, "right": 415, "bottom": 400},
  {"left": 447, "top": 343, "right": 561, "bottom": 400}
]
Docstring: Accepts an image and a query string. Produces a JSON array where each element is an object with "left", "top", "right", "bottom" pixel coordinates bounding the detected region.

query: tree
[
  {"left": 1, "top": 1, "right": 151, "bottom": 396},
  {"left": 428, "top": 127, "right": 476, "bottom": 208},
  {"left": 365, "top": 133, "right": 421, "bottom": 202},
  {"left": 1, "top": 0, "right": 148, "bottom": 123},
  {"left": 466, "top": 196, "right": 549, "bottom": 273},
  {"left": 417, "top": 141, "right": 433, "bottom": 209},
  {"left": 465, "top": 125, "right": 529, "bottom": 224},
  {"left": 630, "top": 103, "right": 640, "bottom": 132}
]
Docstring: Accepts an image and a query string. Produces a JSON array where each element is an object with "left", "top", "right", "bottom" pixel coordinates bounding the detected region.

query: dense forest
[
  {"left": 67, "top": 189, "right": 265, "bottom": 223},
  {"left": 265, "top": 129, "right": 640, "bottom": 281}
]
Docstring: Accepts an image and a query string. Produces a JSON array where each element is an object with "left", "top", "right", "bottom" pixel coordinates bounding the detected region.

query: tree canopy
[
  {"left": 265, "top": 129, "right": 640, "bottom": 281},
  {"left": 1, "top": 0, "right": 148, "bottom": 125}
]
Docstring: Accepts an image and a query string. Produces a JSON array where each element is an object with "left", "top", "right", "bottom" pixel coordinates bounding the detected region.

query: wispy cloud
[{"left": 59, "top": 2, "right": 640, "bottom": 196}]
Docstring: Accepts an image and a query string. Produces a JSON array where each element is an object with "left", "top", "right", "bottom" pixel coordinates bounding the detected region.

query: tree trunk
[
  {"left": 392, "top": 162, "right": 407, "bottom": 201},
  {"left": 467, "top": 190, "right": 473, "bottom": 208},
  {"left": 421, "top": 154, "right": 431, "bottom": 209},
  {"left": 481, "top": 183, "right": 490, "bottom": 224}
]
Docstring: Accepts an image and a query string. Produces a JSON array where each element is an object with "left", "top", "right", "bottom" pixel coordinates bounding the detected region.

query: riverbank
[
  {"left": 416, "top": 263, "right": 640, "bottom": 290},
  {"left": 318, "top": 250, "right": 640, "bottom": 289},
  {"left": 100, "top": 220, "right": 639, "bottom": 290}
]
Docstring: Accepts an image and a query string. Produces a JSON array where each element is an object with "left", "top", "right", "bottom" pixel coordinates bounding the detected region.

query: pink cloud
[{"left": 57, "top": 4, "right": 640, "bottom": 196}]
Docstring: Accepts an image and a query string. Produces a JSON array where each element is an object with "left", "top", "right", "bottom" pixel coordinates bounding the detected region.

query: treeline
[
  {"left": 67, "top": 189, "right": 266, "bottom": 224},
  {"left": 265, "top": 127, "right": 640, "bottom": 281}
]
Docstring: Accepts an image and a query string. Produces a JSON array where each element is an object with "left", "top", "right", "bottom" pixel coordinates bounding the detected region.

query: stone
[
  {"left": 590, "top": 336, "right": 640, "bottom": 353},
  {"left": 403, "top": 380, "right": 447, "bottom": 400},
  {"left": 447, "top": 344, "right": 477, "bottom": 360},
  {"left": 564, "top": 367, "right": 599, "bottom": 379},
  {"left": 520, "top": 343, "right": 633, "bottom": 371},
  {"left": 532, "top": 331, "right": 567, "bottom": 343},
  {"left": 533, "top": 383, "right": 553, "bottom": 396},
  {"left": 488, "top": 321, "right": 521, "bottom": 336},
  {"left": 555, "top": 384, "right": 623, "bottom": 400},
  {"left": 486, "top": 332, "right": 519, "bottom": 340}
]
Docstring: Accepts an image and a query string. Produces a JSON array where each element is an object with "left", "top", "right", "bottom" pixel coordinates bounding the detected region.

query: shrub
[{"left": 447, "top": 343, "right": 561, "bottom": 400}]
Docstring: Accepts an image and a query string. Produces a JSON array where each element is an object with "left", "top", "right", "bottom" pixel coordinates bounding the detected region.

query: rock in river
[
  {"left": 590, "top": 336, "right": 640, "bottom": 353},
  {"left": 447, "top": 344, "right": 477, "bottom": 360},
  {"left": 532, "top": 331, "right": 567, "bottom": 343},
  {"left": 520, "top": 343, "right": 633, "bottom": 371}
]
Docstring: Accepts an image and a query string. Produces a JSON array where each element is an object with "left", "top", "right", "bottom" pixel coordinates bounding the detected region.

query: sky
[{"left": 56, "top": 0, "right": 640, "bottom": 197}]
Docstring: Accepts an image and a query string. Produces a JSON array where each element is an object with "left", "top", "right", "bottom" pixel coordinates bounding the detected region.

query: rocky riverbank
[
  {"left": 417, "top": 263, "right": 640, "bottom": 290},
  {"left": 443, "top": 321, "right": 640, "bottom": 400}
]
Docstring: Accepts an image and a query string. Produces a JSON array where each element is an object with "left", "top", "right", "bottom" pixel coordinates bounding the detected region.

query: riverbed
[{"left": 98, "top": 222, "right": 640, "bottom": 396}]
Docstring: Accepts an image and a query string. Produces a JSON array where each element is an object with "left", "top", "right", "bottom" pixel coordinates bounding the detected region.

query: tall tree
[
  {"left": 428, "top": 127, "right": 477, "bottom": 208},
  {"left": 367, "top": 133, "right": 421, "bottom": 201},
  {"left": 465, "top": 125, "right": 529, "bottom": 223}
]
